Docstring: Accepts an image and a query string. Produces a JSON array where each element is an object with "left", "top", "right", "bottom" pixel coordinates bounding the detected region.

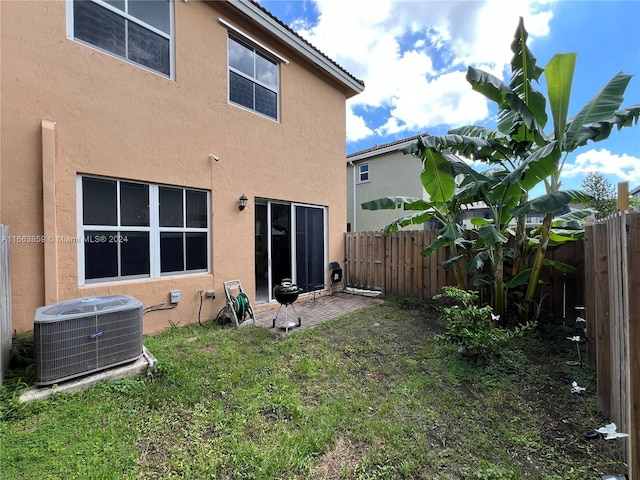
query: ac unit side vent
[{"left": 34, "top": 295, "right": 143, "bottom": 386}]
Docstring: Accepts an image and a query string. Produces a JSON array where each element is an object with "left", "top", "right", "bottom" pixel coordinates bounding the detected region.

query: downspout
[{"left": 347, "top": 160, "right": 356, "bottom": 232}]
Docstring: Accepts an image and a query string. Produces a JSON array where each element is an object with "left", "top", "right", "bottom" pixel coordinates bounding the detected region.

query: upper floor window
[
  {"left": 228, "top": 35, "right": 279, "bottom": 120},
  {"left": 68, "top": 0, "right": 173, "bottom": 77},
  {"left": 78, "top": 176, "right": 209, "bottom": 284},
  {"left": 358, "top": 164, "right": 369, "bottom": 183}
]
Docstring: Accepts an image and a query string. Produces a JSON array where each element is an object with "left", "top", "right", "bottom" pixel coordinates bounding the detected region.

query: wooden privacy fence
[
  {"left": 344, "top": 231, "right": 585, "bottom": 323},
  {"left": 584, "top": 213, "right": 639, "bottom": 479},
  {"left": 345, "top": 230, "right": 456, "bottom": 299},
  {"left": 0, "top": 225, "right": 12, "bottom": 385}
]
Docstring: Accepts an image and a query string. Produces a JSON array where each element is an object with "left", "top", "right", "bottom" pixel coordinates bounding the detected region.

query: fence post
[
  {"left": 618, "top": 181, "right": 629, "bottom": 212},
  {"left": 625, "top": 214, "right": 639, "bottom": 480},
  {"left": 591, "top": 222, "right": 613, "bottom": 418}
]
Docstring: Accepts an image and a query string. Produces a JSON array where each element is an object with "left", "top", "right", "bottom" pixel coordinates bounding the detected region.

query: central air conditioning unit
[{"left": 34, "top": 295, "right": 143, "bottom": 386}]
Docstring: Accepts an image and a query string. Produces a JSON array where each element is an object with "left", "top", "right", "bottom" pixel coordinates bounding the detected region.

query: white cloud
[
  {"left": 291, "top": 0, "right": 555, "bottom": 141},
  {"left": 375, "top": 70, "right": 491, "bottom": 136},
  {"left": 563, "top": 149, "right": 640, "bottom": 184},
  {"left": 346, "top": 109, "right": 374, "bottom": 142}
]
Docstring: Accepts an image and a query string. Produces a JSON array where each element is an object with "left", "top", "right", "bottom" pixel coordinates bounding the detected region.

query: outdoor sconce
[{"left": 239, "top": 193, "right": 248, "bottom": 211}]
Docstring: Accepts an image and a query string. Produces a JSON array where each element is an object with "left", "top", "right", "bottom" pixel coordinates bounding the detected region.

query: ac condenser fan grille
[{"left": 34, "top": 295, "right": 143, "bottom": 386}]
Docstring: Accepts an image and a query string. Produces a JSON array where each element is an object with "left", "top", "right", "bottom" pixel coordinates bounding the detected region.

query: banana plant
[
  {"left": 425, "top": 18, "right": 639, "bottom": 321},
  {"left": 362, "top": 16, "right": 639, "bottom": 322},
  {"left": 517, "top": 57, "right": 640, "bottom": 319}
]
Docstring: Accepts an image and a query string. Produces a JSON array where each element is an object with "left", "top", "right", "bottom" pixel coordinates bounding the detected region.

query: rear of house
[{"left": 0, "top": 0, "right": 363, "bottom": 335}]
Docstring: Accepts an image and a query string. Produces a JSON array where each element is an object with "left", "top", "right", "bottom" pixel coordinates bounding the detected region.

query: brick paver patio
[{"left": 252, "top": 292, "right": 383, "bottom": 334}]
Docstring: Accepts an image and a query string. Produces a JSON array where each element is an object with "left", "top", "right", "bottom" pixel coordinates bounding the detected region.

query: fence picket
[{"left": 626, "top": 214, "right": 640, "bottom": 479}]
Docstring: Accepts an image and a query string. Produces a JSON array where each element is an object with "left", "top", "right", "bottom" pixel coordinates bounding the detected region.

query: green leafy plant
[
  {"left": 363, "top": 17, "right": 639, "bottom": 323},
  {"left": 434, "top": 286, "right": 533, "bottom": 363}
]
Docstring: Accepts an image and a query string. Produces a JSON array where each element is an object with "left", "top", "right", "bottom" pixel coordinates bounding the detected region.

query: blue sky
[{"left": 260, "top": 0, "right": 640, "bottom": 192}]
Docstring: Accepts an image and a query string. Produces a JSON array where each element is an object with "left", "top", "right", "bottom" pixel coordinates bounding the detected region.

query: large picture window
[
  {"left": 68, "top": 0, "right": 173, "bottom": 77},
  {"left": 78, "top": 176, "right": 209, "bottom": 284},
  {"left": 228, "top": 35, "right": 279, "bottom": 120}
]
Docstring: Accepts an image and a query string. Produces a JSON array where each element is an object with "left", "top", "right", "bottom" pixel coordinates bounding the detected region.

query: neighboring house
[
  {"left": 346, "top": 133, "right": 430, "bottom": 232},
  {"left": 346, "top": 134, "right": 563, "bottom": 233},
  {"left": 0, "top": 0, "right": 364, "bottom": 334},
  {"left": 631, "top": 185, "right": 640, "bottom": 198}
]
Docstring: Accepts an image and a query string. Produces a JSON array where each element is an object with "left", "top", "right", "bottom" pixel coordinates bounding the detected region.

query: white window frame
[
  {"left": 66, "top": 0, "right": 175, "bottom": 79},
  {"left": 225, "top": 27, "right": 282, "bottom": 121},
  {"left": 358, "top": 163, "right": 370, "bottom": 183},
  {"left": 77, "top": 176, "right": 210, "bottom": 285}
]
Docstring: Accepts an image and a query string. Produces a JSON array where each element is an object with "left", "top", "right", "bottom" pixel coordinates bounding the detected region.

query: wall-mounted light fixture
[{"left": 239, "top": 193, "right": 248, "bottom": 211}]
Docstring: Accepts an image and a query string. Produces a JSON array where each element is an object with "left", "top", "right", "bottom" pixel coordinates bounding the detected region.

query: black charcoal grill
[{"left": 272, "top": 279, "right": 302, "bottom": 333}]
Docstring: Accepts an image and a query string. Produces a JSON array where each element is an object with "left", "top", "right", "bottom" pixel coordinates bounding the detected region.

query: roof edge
[{"left": 347, "top": 133, "right": 429, "bottom": 162}]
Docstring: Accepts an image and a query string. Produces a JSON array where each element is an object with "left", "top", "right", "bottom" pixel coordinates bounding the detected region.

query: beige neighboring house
[
  {"left": 346, "top": 134, "right": 431, "bottom": 232},
  {"left": 1, "top": 0, "right": 363, "bottom": 334}
]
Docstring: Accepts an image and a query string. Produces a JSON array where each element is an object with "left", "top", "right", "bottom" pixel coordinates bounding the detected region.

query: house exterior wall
[
  {"left": 1, "top": 0, "right": 354, "bottom": 333},
  {"left": 348, "top": 150, "right": 424, "bottom": 232}
]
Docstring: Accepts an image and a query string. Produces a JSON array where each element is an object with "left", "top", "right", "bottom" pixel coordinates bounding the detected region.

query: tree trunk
[
  {"left": 523, "top": 212, "right": 553, "bottom": 321},
  {"left": 494, "top": 242, "right": 505, "bottom": 322}
]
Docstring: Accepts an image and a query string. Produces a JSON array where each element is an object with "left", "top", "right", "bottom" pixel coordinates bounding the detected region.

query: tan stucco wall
[
  {"left": 351, "top": 150, "right": 425, "bottom": 232},
  {"left": 1, "top": 0, "right": 350, "bottom": 333}
]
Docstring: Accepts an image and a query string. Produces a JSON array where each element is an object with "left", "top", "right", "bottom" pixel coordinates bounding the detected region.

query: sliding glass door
[
  {"left": 254, "top": 200, "right": 326, "bottom": 304},
  {"left": 295, "top": 205, "right": 325, "bottom": 291}
]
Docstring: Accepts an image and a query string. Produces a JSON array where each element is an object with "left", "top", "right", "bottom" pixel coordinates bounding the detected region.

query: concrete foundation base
[{"left": 19, "top": 346, "right": 157, "bottom": 402}]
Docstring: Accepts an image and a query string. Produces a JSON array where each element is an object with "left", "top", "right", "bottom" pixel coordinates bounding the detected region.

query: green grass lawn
[{"left": 0, "top": 297, "right": 626, "bottom": 479}]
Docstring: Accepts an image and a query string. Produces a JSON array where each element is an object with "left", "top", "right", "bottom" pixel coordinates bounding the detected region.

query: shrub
[{"left": 434, "top": 287, "right": 533, "bottom": 364}]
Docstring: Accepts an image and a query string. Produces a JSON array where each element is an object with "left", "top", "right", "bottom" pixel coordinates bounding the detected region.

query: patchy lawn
[{"left": 0, "top": 297, "right": 626, "bottom": 479}]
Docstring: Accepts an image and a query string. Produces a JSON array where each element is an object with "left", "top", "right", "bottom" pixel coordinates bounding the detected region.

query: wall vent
[{"left": 34, "top": 295, "right": 143, "bottom": 386}]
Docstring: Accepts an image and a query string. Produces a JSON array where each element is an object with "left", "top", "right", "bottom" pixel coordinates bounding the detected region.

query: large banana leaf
[
  {"left": 449, "top": 125, "right": 508, "bottom": 140},
  {"left": 422, "top": 235, "right": 451, "bottom": 257},
  {"left": 361, "top": 197, "right": 453, "bottom": 235},
  {"left": 466, "top": 67, "right": 543, "bottom": 139},
  {"left": 510, "top": 190, "right": 591, "bottom": 216},
  {"left": 478, "top": 224, "right": 509, "bottom": 246},
  {"left": 551, "top": 208, "right": 596, "bottom": 227},
  {"left": 508, "top": 17, "right": 547, "bottom": 128},
  {"left": 361, "top": 196, "right": 429, "bottom": 211},
  {"left": 420, "top": 149, "right": 456, "bottom": 202},
  {"left": 571, "top": 104, "right": 640, "bottom": 148},
  {"left": 467, "top": 251, "right": 491, "bottom": 273},
  {"left": 470, "top": 217, "right": 493, "bottom": 227},
  {"left": 506, "top": 268, "right": 532, "bottom": 288},
  {"left": 545, "top": 53, "right": 576, "bottom": 149},
  {"left": 441, "top": 255, "right": 465, "bottom": 270},
  {"left": 381, "top": 211, "right": 436, "bottom": 236},
  {"left": 440, "top": 222, "right": 464, "bottom": 241},
  {"left": 543, "top": 258, "right": 576, "bottom": 273},
  {"left": 564, "top": 72, "right": 633, "bottom": 152},
  {"left": 493, "top": 141, "right": 560, "bottom": 199},
  {"left": 415, "top": 133, "right": 512, "bottom": 162},
  {"left": 548, "top": 228, "right": 584, "bottom": 243}
]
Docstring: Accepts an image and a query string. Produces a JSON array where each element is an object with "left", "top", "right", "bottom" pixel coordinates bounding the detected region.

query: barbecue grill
[{"left": 272, "top": 278, "right": 302, "bottom": 333}]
